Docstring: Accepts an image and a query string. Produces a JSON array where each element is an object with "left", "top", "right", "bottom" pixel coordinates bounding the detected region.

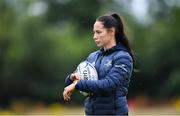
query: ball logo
[
  {"left": 76, "top": 61, "right": 98, "bottom": 96},
  {"left": 83, "top": 70, "right": 88, "bottom": 80},
  {"left": 76, "top": 61, "right": 98, "bottom": 80}
]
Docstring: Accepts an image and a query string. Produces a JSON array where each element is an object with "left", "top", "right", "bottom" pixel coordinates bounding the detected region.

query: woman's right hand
[{"left": 70, "top": 73, "right": 80, "bottom": 81}]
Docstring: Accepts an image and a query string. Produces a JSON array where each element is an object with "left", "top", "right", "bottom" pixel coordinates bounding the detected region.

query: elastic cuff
[{"left": 75, "top": 80, "right": 81, "bottom": 90}]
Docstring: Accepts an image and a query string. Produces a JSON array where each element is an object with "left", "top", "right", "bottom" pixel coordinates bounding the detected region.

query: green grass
[{"left": 0, "top": 99, "right": 179, "bottom": 115}]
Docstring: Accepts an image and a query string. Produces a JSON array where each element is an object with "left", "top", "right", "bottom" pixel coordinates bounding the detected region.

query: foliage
[
  {"left": 128, "top": 6, "right": 180, "bottom": 98},
  {"left": 0, "top": 0, "right": 179, "bottom": 106}
]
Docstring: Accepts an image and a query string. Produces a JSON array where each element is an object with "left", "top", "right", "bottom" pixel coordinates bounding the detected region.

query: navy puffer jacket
[{"left": 65, "top": 43, "right": 133, "bottom": 115}]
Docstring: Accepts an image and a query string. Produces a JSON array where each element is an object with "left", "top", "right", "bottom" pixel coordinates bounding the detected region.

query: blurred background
[{"left": 0, "top": 0, "right": 180, "bottom": 115}]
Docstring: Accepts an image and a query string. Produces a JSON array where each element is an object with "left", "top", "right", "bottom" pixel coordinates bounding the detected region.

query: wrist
[{"left": 73, "top": 80, "right": 78, "bottom": 85}]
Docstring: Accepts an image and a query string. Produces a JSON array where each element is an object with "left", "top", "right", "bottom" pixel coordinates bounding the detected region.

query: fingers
[
  {"left": 70, "top": 73, "right": 76, "bottom": 81},
  {"left": 63, "top": 89, "right": 71, "bottom": 101},
  {"left": 63, "top": 81, "right": 77, "bottom": 101},
  {"left": 63, "top": 84, "right": 75, "bottom": 101},
  {"left": 70, "top": 73, "right": 80, "bottom": 81},
  {"left": 74, "top": 73, "right": 81, "bottom": 80}
]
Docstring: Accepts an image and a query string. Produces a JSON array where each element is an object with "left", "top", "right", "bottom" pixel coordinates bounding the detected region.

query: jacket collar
[{"left": 99, "top": 42, "right": 127, "bottom": 55}]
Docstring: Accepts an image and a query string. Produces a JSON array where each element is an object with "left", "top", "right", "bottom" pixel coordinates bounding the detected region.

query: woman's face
[{"left": 93, "top": 21, "right": 115, "bottom": 49}]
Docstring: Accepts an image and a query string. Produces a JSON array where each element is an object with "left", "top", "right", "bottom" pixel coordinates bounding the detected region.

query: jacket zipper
[
  {"left": 96, "top": 55, "right": 103, "bottom": 75},
  {"left": 92, "top": 54, "right": 103, "bottom": 114}
]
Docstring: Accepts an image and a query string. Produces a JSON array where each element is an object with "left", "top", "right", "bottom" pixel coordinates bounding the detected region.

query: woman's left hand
[{"left": 63, "top": 81, "right": 78, "bottom": 101}]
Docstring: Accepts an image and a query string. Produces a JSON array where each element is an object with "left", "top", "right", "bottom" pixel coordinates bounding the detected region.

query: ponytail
[
  {"left": 96, "top": 13, "right": 135, "bottom": 68},
  {"left": 111, "top": 13, "right": 135, "bottom": 67}
]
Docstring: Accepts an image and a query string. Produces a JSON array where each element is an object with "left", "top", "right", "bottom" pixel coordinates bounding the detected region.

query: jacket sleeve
[
  {"left": 75, "top": 53, "right": 133, "bottom": 94},
  {"left": 65, "top": 75, "right": 73, "bottom": 86}
]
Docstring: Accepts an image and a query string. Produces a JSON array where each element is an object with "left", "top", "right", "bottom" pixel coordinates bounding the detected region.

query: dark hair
[{"left": 96, "top": 13, "right": 135, "bottom": 67}]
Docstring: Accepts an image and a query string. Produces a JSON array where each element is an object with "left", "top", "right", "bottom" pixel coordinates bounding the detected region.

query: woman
[{"left": 63, "top": 13, "right": 134, "bottom": 115}]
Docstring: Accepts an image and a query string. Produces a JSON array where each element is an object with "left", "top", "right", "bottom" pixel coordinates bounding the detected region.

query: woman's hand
[
  {"left": 63, "top": 80, "right": 78, "bottom": 101},
  {"left": 70, "top": 73, "right": 81, "bottom": 81}
]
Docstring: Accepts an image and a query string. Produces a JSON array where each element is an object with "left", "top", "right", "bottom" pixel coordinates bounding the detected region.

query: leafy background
[{"left": 0, "top": 0, "right": 179, "bottom": 114}]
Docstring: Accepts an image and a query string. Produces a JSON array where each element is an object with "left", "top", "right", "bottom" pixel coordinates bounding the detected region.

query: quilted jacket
[{"left": 65, "top": 43, "right": 133, "bottom": 115}]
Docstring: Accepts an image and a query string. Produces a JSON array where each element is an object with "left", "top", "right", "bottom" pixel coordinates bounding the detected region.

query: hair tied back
[{"left": 111, "top": 13, "right": 121, "bottom": 23}]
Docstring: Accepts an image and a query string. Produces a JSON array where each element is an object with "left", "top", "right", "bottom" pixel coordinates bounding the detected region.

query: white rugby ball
[
  {"left": 75, "top": 61, "right": 98, "bottom": 96},
  {"left": 76, "top": 61, "right": 98, "bottom": 80}
]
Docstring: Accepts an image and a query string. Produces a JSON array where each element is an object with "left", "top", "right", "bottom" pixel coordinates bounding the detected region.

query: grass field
[
  {"left": 0, "top": 98, "right": 179, "bottom": 115},
  {"left": 0, "top": 105, "right": 179, "bottom": 115}
]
